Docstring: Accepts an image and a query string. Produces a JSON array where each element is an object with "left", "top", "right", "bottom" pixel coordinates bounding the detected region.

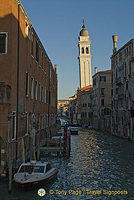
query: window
[
  {"left": 25, "top": 22, "right": 31, "bottom": 40},
  {"left": 38, "top": 115, "right": 41, "bottom": 130},
  {"left": 25, "top": 113, "right": 28, "bottom": 135},
  {"left": 81, "top": 47, "right": 84, "bottom": 54},
  {"left": 35, "top": 81, "right": 38, "bottom": 100},
  {"left": 0, "top": 33, "right": 7, "bottom": 54},
  {"left": 111, "top": 89, "right": 113, "bottom": 96},
  {"left": 86, "top": 47, "right": 89, "bottom": 54},
  {"left": 100, "top": 76, "right": 106, "bottom": 82},
  {"left": 28, "top": 27, "right": 31, "bottom": 40},
  {"left": 126, "top": 82, "right": 128, "bottom": 90},
  {"left": 88, "top": 103, "right": 91, "bottom": 107},
  {"left": 129, "top": 61, "right": 131, "bottom": 76},
  {"left": 31, "top": 32, "right": 34, "bottom": 56},
  {"left": 41, "top": 116, "right": 45, "bottom": 129},
  {"left": 93, "top": 78, "right": 96, "bottom": 86},
  {"left": 39, "top": 83, "right": 41, "bottom": 101},
  {"left": 101, "top": 109, "right": 104, "bottom": 116},
  {"left": 12, "top": 112, "right": 16, "bottom": 139},
  {"left": 101, "top": 99, "right": 104, "bottom": 106},
  {"left": 49, "top": 91, "right": 51, "bottom": 104},
  {"left": 31, "top": 41, "right": 33, "bottom": 55},
  {"left": 31, "top": 78, "right": 34, "bottom": 99},
  {"left": 101, "top": 88, "right": 105, "bottom": 95},
  {"left": 44, "top": 87, "right": 46, "bottom": 103},
  {"left": 50, "top": 69, "right": 51, "bottom": 79},
  {"left": 46, "top": 164, "right": 51, "bottom": 172},
  {"left": 42, "top": 87, "right": 44, "bottom": 102},
  {"left": 26, "top": 72, "right": 29, "bottom": 96},
  {"left": 36, "top": 41, "right": 39, "bottom": 62}
]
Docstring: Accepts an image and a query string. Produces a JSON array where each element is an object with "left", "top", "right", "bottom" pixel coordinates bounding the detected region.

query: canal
[{"left": 0, "top": 129, "right": 134, "bottom": 200}]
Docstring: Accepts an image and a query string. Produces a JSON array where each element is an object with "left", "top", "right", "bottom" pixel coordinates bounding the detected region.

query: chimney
[
  {"left": 95, "top": 66, "right": 97, "bottom": 74},
  {"left": 54, "top": 64, "right": 57, "bottom": 73},
  {"left": 112, "top": 35, "right": 118, "bottom": 53}
]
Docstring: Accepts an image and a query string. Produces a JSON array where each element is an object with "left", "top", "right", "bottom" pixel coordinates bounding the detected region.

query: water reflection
[{"left": 0, "top": 129, "right": 134, "bottom": 199}]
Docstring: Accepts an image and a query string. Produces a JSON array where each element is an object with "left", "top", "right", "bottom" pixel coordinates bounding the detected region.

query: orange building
[{"left": 0, "top": 0, "right": 57, "bottom": 176}]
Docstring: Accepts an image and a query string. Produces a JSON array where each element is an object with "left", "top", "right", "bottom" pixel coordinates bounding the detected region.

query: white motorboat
[{"left": 14, "top": 161, "right": 58, "bottom": 186}]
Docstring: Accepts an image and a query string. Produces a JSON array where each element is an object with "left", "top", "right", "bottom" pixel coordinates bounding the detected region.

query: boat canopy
[{"left": 19, "top": 165, "right": 45, "bottom": 173}]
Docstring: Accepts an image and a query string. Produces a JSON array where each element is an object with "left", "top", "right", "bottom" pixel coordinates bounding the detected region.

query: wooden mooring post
[
  {"left": 21, "top": 137, "right": 25, "bottom": 163},
  {"left": 37, "top": 133, "right": 40, "bottom": 161},
  {"left": 8, "top": 142, "right": 12, "bottom": 193},
  {"left": 63, "top": 126, "right": 67, "bottom": 157}
]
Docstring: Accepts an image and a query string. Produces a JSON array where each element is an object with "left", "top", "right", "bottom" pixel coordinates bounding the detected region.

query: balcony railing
[
  {"left": 116, "top": 77, "right": 124, "bottom": 85},
  {"left": 118, "top": 94, "right": 124, "bottom": 99}
]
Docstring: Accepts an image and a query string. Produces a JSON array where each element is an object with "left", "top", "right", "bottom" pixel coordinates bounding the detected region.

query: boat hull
[{"left": 14, "top": 169, "right": 58, "bottom": 187}]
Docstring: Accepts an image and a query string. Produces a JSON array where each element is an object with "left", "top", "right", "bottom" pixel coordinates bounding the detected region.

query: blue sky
[{"left": 21, "top": 0, "right": 134, "bottom": 99}]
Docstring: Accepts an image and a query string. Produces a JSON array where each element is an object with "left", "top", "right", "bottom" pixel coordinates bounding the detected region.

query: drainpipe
[{"left": 16, "top": 3, "right": 20, "bottom": 160}]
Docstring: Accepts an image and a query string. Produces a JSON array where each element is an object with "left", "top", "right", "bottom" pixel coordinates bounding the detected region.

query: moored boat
[{"left": 14, "top": 161, "right": 58, "bottom": 186}]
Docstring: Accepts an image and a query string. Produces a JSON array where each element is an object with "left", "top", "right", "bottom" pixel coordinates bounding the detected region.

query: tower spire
[{"left": 82, "top": 18, "right": 85, "bottom": 29}]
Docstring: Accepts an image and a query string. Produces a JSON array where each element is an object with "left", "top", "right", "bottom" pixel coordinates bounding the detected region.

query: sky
[{"left": 20, "top": 0, "right": 134, "bottom": 100}]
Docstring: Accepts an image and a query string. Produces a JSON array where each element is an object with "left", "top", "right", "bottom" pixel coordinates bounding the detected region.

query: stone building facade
[
  {"left": 111, "top": 36, "right": 134, "bottom": 139},
  {"left": 0, "top": 0, "right": 57, "bottom": 175},
  {"left": 57, "top": 100, "right": 69, "bottom": 117},
  {"left": 92, "top": 69, "right": 112, "bottom": 133},
  {"left": 77, "top": 85, "right": 93, "bottom": 126},
  {"left": 69, "top": 95, "right": 77, "bottom": 124}
]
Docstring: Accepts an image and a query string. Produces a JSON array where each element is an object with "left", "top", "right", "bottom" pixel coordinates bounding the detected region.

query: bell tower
[{"left": 78, "top": 21, "right": 92, "bottom": 88}]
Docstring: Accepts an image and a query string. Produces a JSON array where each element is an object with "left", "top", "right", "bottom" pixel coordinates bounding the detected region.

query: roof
[
  {"left": 79, "top": 24, "right": 89, "bottom": 37},
  {"left": 111, "top": 39, "right": 134, "bottom": 58},
  {"left": 58, "top": 100, "right": 69, "bottom": 102},
  {"left": 92, "top": 69, "right": 111, "bottom": 78},
  {"left": 78, "top": 85, "right": 93, "bottom": 91}
]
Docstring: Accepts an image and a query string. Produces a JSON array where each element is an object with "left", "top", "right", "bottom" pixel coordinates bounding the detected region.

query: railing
[{"left": 116, "top": 77, "right": 124, "bottom": 85}]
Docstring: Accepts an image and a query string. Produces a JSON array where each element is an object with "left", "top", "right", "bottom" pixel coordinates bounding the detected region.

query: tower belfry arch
[{"left": 78, "top": 22, "right": 92, "bottom": 88}]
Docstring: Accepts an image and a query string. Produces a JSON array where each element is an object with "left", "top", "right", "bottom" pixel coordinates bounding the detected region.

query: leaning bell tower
[{"left": 78, "top": 21, "right": 92, "bottom": 88}]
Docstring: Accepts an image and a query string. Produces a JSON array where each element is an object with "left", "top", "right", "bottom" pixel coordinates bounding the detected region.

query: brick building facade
[{"left": 0, "top": 0, "right": 57, "bottom": 175}]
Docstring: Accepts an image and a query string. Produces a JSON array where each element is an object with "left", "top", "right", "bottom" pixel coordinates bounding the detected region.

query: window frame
[
  {"left": 39, "top": 83, "right": 41, "bottom": 101},
  {"left": 12, "top": 111, "right": 16, "bottom": 140},
  {"left": 31, "top": 77, "right": 34, "bottom": 99},
  {"left": 35, "top": 80, "right": 38, "bottom": 100},
  {"left": 26, "top": 72, "right": 29, "bottom": 97},
  {"left": 86, "top": 47, "right": 89, "bottom": 54},
  {"left": 81, "top": 47, "right": 84, "bottom": 54},
  {"left": 0, "top": 32, "right": 8, "bottom": 54}
]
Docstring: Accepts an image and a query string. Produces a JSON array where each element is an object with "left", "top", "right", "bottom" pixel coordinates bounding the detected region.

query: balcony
[
  {"left": 118, "top": 94, "right": 124, "bottom": 99},
  {"left": 116, "top": 77, "right": 124, "bottom": 86}
]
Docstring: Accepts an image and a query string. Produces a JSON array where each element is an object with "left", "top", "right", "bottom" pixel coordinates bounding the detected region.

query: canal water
[{"left": 0, "top": 129, "right": 134, "bottom": 200}]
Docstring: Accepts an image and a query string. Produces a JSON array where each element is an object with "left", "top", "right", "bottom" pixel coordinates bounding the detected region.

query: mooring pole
[
  {"left": 63, "top": 126, "right": 67, "bottom": 157},
  {"left": 37, "top": 133, "right": 40, "bottom": 161},
  {"left": 8, "top": 143, "right": 12, "bottom": 193},
  {"left": 67, "top": 130, "right": 71, "bottom": 158},
  {"left": 21, "top": 137, "right": 25, "bottom": 163}
]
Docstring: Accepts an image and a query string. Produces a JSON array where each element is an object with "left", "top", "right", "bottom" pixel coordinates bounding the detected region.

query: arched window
[
  {"left": 81, "top": 47, "right": 84, "bottom": 54},
  {"left": 86, "top": 47, "right": 89, "bottom": 54}
]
